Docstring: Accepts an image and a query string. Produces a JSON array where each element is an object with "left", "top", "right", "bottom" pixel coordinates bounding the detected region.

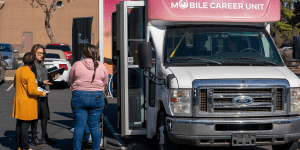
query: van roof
[{"left": 148, "top": 0, "right": 280, "bottom": 23}]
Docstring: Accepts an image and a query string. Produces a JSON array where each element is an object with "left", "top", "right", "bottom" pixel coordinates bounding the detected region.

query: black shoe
[
  {"left": 31, "top": 136, "right": 45, "bottom": 147},
  {"left": 41, "top": 134, "right": 57, "bottom": 144}
]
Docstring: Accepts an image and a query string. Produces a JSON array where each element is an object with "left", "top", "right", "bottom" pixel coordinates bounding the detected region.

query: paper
[{"left": 37, "top": 87, "right": 50, "bottom": 94}]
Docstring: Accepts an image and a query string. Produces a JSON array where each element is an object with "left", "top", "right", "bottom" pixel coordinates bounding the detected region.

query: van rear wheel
[
  {"left": 156, "top": 111, "right": 178, "bottom": 150},
  {"left": 272, "top": 140, "right": 299, "bottom": 150},
  {"left": 13, "top": 61, "right": 18, "bottom": 69}
]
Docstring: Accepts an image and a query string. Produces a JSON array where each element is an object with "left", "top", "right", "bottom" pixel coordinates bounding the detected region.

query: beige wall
[{"left": 0, "top": 0, "right": 99, "bottom": 54}]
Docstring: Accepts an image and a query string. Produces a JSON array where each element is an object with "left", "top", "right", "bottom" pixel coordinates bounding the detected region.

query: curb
[{"left": 5, "top": 77, "right": 14, "bottom": 81}]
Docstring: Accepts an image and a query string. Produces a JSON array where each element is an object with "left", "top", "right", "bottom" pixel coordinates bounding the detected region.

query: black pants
[
  {"left": 31, "top": 97, "right": 49, "bottom": 137},
  {"left": 16, "top": 119, "right": 36, "bottom": 149}
]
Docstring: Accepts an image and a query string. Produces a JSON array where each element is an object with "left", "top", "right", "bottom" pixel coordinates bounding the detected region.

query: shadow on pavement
[
  {"left": 53, "top": 112, "right": 74, "bottom": 120},
  {"left": 46, "top": 138, "right": 73, "bottom": 150},
  {"left": 30, "top": 138, "right": 73, "bottom": 150},
  {"left": 0, "top": 130, "right": 18, "bottom": 150},
  {"left": 48, "top": 120, "right": 74, "bottom": 130}
]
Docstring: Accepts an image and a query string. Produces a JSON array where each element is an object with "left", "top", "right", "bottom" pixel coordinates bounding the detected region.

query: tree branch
[
  {"left": 33, "top": 0, "right": 48, "bottom": 13},
  {"left": 0, "top": 3, "right": 5, "bottom": 10},
  {"left": 49, "top": 0, "right": 57, "bottom": 18},
  {"left": 50, "top": 11, "right": 56, "bottom": 18}
]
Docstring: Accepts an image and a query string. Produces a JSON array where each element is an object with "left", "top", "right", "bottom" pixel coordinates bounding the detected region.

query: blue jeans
[
  {"left": 84, "top": 125, "right": 91, "bottom": 141},
  {"left": 71, "top": 90, "right": 105, "bottom": 150}
]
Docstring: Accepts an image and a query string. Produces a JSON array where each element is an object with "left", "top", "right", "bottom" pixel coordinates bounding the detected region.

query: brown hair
[
  {"left": 83, "top": 45, "right": 99, "bottom": 82},
  {"left": 31, "top": 44, "right": 46, "bottom": 67},
  {"left": 23, "top": 52, "right": 36, "bottom": 66}
]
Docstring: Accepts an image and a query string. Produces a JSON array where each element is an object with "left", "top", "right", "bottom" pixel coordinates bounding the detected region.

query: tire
[
  {"left": 156, "top": 111, "right": 178, "bottom": 150},
  {"left": 272, "top": 140, "right": 299, "bottom": 150},
  {"left": 3, "top": 69, "right": 5, "bottom": 83},
  {"left": 13, "top": 61, "right": 18, "bottom": 69},
  {"left": 0, "top": 68, "right": 5, "bottom": 84}
]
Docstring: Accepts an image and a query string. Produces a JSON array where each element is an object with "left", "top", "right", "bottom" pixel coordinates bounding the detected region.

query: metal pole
[{"left": 99, "top": 0, "right": 104, "bottom": 63}]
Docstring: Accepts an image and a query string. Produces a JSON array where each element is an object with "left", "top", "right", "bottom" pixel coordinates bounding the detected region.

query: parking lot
[{"left": 0, "top": 80, "right": 298, "bottom": 150}]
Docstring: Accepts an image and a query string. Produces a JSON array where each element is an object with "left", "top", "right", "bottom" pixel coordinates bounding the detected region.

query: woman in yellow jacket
[{"left": 12, "top": 52, "right": 46, "bottom": 150}]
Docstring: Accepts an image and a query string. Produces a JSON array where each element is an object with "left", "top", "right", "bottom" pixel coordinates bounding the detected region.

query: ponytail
[
  {"left": 92, "top": 56, "right": 99, "bottom": 82},
  {"left": 83, "top": 45, "right": 99, "bottom": 82}
]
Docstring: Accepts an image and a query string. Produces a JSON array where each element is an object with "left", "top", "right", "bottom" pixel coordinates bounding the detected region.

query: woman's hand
[
  {"left": 43, "top": 80, "right": 53, "bottom": 85},
  {"left": 53, "top": 73, "right": 60, "bottom": 80},
  {"left": 42, "top": 92, "right": 47, "bottom": 97}
]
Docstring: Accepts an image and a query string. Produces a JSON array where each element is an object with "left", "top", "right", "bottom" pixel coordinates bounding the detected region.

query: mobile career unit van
[{"left": 109, "top": 0, "right": 300, "bottom": 149}]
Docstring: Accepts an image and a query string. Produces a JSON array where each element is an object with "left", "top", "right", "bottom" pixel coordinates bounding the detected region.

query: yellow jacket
[{"left": 12, "top": 66, "right": 43, "bottom": 120}]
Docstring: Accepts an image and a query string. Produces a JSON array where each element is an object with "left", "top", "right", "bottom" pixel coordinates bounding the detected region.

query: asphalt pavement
[{"left": 0, "top": 81, "right": 296, "bottom": 150}]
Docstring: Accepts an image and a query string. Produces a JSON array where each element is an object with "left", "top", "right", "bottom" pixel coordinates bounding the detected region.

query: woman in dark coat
[{"left": 30, "top": 44, "right": 59, "bottom": 145}]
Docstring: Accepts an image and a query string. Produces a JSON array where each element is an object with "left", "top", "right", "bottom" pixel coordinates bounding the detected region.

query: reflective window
[
  {"left": 164, "top": 26, "right": 283, "bottom": 66},
  {"left": 45, "top": 53, "right": 60, "bottom": 59},
  {"left": 45, "top": 45, "right": 71, "bottom": 52}
]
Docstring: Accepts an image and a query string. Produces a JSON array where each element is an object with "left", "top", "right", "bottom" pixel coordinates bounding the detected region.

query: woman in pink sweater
[{"left": 69, "top": 45, "right": 108, "bottom": 150}]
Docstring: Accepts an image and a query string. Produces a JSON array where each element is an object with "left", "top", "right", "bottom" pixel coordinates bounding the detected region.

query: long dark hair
[
  {"left": 31, "top": 44, "right": 46, "bottom": 67},
  {"left": 83, "top": 45, "right": 99, "bottom": 82}
]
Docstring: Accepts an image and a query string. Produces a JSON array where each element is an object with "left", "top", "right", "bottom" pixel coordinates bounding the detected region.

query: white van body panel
[{"left": 168, "top": 66, "right": 300, "bottom": 88}]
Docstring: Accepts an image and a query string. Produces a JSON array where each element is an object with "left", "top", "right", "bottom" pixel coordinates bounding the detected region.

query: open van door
[{"left": 114, "top": 1, "right": 146, "bottom": 136}]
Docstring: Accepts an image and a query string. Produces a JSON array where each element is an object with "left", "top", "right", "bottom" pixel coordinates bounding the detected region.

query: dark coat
[{"left": 31, "top": 62, "right": 53, "bottom": 120}]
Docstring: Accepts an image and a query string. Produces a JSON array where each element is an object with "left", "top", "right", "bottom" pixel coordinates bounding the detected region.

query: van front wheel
[
  {"left": 156, "top": 111, "right": 178, "bottom": 150},
  {"left": 272, "top": 140, "right": 299, "bottom": 150}
]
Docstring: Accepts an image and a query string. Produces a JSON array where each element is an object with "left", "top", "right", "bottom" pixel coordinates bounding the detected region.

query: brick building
[{"left": 0, "top": 0, "right": 99, "bottom": 55}]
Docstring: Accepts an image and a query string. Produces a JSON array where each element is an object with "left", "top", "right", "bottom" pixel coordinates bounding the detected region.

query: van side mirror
[
  {"left": 293, "top": 35, "right": 300, "bottom": 59},
  {"left": 138, "top": 42, "right": 152, "bottom": 69}
]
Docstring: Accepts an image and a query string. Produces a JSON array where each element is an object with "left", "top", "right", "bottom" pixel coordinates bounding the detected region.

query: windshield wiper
[
  {"left": 167, "top": 57, "right": 222, "bottom": 65},
  {"left": 222, "top": 57, "right": 277, "bottom": 66}
]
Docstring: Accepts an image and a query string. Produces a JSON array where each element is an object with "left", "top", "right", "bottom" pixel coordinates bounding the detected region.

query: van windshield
[
  {"left": 164, "top": 26, "right": 283, "bottom": 66},
  {"left": 0, "top": 45, "right": 12, "bottom": 52}
]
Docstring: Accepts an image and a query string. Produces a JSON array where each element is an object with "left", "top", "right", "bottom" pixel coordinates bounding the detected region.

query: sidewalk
[{"left": 5, "top": 77, "right": 14, "bottom": 81}]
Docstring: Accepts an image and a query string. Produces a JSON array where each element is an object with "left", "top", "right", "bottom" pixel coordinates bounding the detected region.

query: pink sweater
[{"left": 69, "top": 58, "right": 108, "bottom": 91}]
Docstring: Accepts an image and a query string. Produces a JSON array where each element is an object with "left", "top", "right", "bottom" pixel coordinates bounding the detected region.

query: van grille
[
  {"left": 213, "top": 89, "right": 271, "bottom": 94},
  {"left": 199, "top": 88, "right": 284, "bottom": 114},
  {"left": 214, "top": 108, "right": 272, "bottom": 113},
  {"left": 276, "top": 89, "right": 283, "bottom": 111},
  {"left": 200, "top": 89, "right": 207, "bottom": 112},
  {"left": 214, "top": 98, "right": 271, "bottom": 103}
]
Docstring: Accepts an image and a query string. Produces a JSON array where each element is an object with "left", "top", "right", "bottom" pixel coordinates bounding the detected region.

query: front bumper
[
  {"left": 166, "top": 116, "right": 300, "bottom": 146},
  {"left": 4, "top": 59, "right": 13, "bottom": 69}
]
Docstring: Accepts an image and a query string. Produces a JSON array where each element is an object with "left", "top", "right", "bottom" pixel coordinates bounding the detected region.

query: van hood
[
  {"left": 0, "top": 52, "right": 13, "bottom": 57},
  {"left": 168, "top": 66, "right": 300, "bottom": 88}
]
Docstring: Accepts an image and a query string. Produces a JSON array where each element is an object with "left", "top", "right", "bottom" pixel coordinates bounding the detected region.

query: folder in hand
[{"left": 47, "top": 66, "right": 65, "bottom": 77}]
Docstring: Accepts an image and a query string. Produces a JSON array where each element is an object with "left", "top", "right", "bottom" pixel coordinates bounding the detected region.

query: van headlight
[
  {"left": 290, "top": 88, "right": 300, "bottom": 114},
  {"left": 169, "top": 89, "right": 192, "bottom": 116}
]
